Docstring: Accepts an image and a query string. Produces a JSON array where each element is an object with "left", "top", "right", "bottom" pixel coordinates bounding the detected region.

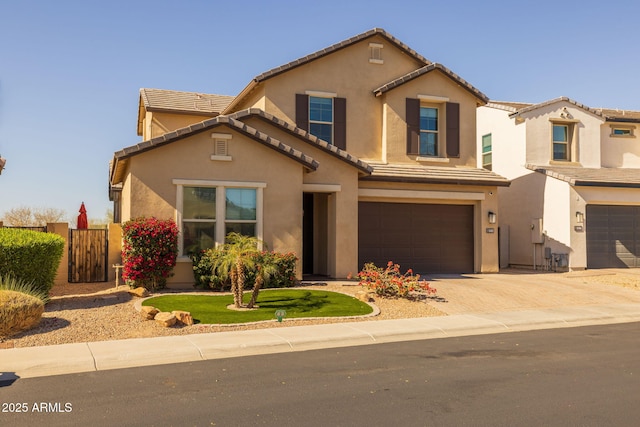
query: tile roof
[
  {"left": 140, "top": 88, "right": 234, "bottom": 115},
  {"left": 226, "top": 109, "right": 372, "bottom": 174},
  {"left": 527, "top": 164, "right": 640, "bottom": 188},
  {"left": 253, "top": 28, "right": 430, "bottom": 83},
  {"left": 490, "top": 97, "right": 640, "bottom": 123},
  {"left": 112, "top": 115, "right": 319, "bottom": 185},
  {"left": 223, "top": 28, "right": 431, "bottom": 114},
  {"left": 373, "top": 63, "right": 489, "bottom": 104},
  {"left": 362, "top": 162, "right": 510, "bottom": 187}
]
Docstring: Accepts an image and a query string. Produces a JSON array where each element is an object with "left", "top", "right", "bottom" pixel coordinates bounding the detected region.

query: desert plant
[
  {"left": 210, "top": 233, "right": 262, "bottom": 308},
  {"left": 121, "top": 217, "right": 178, "bottom": 291},
  {"left": 358, "top": 261, "right": 437, "bottom": 299},
  {"left": 0, "top": 275, "right": 48, "bottom": 338},
  {"left": 0, "top": 228, "right": 64, "bottom": 295}
]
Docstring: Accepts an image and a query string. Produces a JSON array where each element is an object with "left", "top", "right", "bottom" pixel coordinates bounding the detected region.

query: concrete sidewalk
[
  {"left": 2, "top": 301, "right": 640, "bottom": 381},
  {"left": 3, "top": 269, "right": 640, "bottom": 381}
]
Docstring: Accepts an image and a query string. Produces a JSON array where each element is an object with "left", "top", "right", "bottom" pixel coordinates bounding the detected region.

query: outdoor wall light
[
  {"left": 576, "top": 211, "right": 584, "bottom": 223},
  {"left": 488, "top": 211, "right": 497, "bottom": 224}
]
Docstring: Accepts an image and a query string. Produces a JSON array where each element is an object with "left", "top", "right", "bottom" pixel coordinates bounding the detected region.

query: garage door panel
[
  {"left": 587, "top": 205, "right": 640, "bottom": 268},
  {"left": 359, "top": 202, "right": 473, "bottom": 274}
]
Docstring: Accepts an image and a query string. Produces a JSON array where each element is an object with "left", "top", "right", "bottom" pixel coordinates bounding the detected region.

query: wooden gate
[{"left": 68, "top": 229, "right": 108, "bottom": 283}]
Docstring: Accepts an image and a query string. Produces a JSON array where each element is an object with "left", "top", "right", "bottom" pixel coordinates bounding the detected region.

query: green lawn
[{"left": 142, "top": 289, "right": 373, "bottom": 324}]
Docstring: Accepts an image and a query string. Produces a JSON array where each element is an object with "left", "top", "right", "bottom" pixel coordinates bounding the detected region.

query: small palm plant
[
  {"left": 247, "top": 262, "right": 278, "bottom": 309},
  {"left": 211, "top": 233, "right": 267, "bottom": 308}
]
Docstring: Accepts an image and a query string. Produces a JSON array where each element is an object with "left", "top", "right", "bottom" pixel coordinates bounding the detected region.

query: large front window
[
  {"left": 309, "top": 96, "right": 333, "bottom": 144},
  {"left": 553, "top": 124, "right": 569, "bottom": 161},
  {"left": 175, "top": 180, "right": 263, "bottom": 256},
  {"left": 419, "top": 107, "right": 438, "bottom": 156}
]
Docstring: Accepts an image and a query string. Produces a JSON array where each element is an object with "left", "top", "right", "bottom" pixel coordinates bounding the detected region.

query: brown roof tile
[
  {"left": 362, "top": 162, "right": 510, "bottom": 187},
  {"left": 498, "top": 97, "right": 640, "bottom": 123},
  {"left": 527, "top": 164, "right": 640, "bottom": 188},
  {"left": 373, "top": 63, "right": 489, "bottom": 104},
  {"left": 253, "top": 28, "right": 430, "bottom": 83},
  {"left": 140, "top": 88, "right": 234, "bottom": 115}
]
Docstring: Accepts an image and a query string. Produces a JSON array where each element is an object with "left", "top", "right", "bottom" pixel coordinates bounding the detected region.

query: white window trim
[
  {"left": 552, "top": 123, "right": 571, "bottom": 161},
  {"left": 307, "top": 94, "right": 334, "bottom": 144},
  {"left": 419, "top": 105, "right": 440, "bottom": 157},
  {"left": 174, "top": 179, "right": 265, "bottom": 259},
  {"left": 417, "top": 94, "right": 449, "bottom": 103},
  {"left": 305, "top": 90, "right": 338, "bottom": 98},
  {"left": 211, "top": 132, "right": 232, "bottom": 161},
  {"left": 482, "top": 133, "right": 492, "bottom": 170}
]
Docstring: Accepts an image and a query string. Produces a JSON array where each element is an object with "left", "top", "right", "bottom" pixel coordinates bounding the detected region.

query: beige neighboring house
[
  {"left": 110, "top": 28, "right": 509, "bottom": 287},
  {"left": 478, "top": 97, "right": 640, "bottom": 271}
]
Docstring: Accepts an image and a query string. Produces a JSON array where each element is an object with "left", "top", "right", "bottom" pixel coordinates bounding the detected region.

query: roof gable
[
  {"left": 223, "top": 28, "right": 431, "bottom": 114},
  {"left": 527, "top": 164, "right": 640, "bottom": 188},
  {"left": 372, "top": 63, "right": 489, "bottom": 104}
]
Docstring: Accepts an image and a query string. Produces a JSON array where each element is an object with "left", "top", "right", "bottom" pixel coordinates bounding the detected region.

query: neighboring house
[
  {"left": 478, "top": 97, "right": 640, "bottom": 271},
  {"left": 110, "top": 28, "right": 509, "bottom": 286}
]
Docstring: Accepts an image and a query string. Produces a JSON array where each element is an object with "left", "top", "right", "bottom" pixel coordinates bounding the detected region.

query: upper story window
[
  {"left": 406, "top": 98, "right": 460, "bottom": 159},
  {"left": 309, "top": 96, "right": 333, "bottom": 144},
  {"left": 552, "top": 124, "right": 570, "bottom": 161},
  {"left": 419, "top": 107, "right": 439, "bottom": 156},
  {"left": 482, "top": 133, "right": 492, "bottom": 170},
  {"left": 295, "top": 92, "right": 347, "bottom": 150},
  {"left": 610, "top": 125, "right": 635, "bottom": 138}
]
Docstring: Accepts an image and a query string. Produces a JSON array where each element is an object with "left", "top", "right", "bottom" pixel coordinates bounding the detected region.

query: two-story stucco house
[
  {"left": 478, "top": 97, "right": 640, "bottom": 271},
  {"left": 109, "top": 28, "right": 509, "bottom": 286}
]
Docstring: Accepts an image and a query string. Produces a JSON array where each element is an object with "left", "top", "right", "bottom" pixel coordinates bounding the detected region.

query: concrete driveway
[{"left": 425, "top": 269, "right": 640, "bottom": 315}]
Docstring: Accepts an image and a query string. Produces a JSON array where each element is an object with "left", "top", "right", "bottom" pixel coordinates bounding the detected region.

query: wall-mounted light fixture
[
  {"left": 488, "top": 211, "right": 497, "bottom": 224},
  {"left": 576, "top": 211, "right": 584, "bottom": 223}
]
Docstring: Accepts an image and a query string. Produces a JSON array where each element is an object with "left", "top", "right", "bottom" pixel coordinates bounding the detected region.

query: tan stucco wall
[
  {"left": 47, "top": 222, "right": 69, "bottom": 286},
  {"left": 382, "top": 71, "right": 479, "bottom": 166},
  {"left": 234, "top": 34, "right": 424, "bottom": 161},
  {"left": 600, "top": 122, "right": 640, "bottom": 167},
  {"left": 122, "top": 125, "right": 306, "bottom": 285},
  {"left": 520, "top": 101, "right": 603, "bottom": 167},
  {"left": 144, "top": 111, "right": 214, "bottom": 140},
  {"left": 108, "top": 223, "right": 122, "bottom": 282},
  {"left": 358, "top": 181, "right": 500, "bottom": 273}
]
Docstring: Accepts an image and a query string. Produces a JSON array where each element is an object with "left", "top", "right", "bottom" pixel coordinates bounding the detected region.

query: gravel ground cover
[{"left": 1, "top": 282, "right": 445, "bottom": 349}]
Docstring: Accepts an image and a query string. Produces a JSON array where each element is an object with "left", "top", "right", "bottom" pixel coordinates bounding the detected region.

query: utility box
[{"left": 531, "top": 218, "right": 544, "bottom": 244}]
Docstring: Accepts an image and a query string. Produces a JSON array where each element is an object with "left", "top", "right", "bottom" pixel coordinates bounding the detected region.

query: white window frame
[
  {"left": 307, "top": 94, "right": 334, "bottom": 144},
  {"left": 552, "top": 123, "right": 570, "bottom": 161},
  {"left": 174, "top": 179, "right": 265, "bottom": 258},
  {"left": 210, "top": 132, "right": 232, "bottom": 161},
  {"left": 482, "top": 133, "right": 492, "bottom": 170},
  {"left": 419, "top": 105, "right": 439, "bottom": 157}
]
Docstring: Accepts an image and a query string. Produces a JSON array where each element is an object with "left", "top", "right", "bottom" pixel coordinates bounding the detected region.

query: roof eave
[{"left": 360, "top": 175, "right": 511, "bottom": 187}]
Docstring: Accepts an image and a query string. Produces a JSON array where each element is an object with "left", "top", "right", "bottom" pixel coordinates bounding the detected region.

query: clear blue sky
[{"left": 1, "top": 0, "right": 639, "bottom": 223}]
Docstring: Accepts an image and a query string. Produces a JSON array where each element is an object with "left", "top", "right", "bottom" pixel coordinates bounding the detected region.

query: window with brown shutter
[
  {"left": 406, "top": 98, "right": 420, "bottom": 154},
  {"left": 334, "top": 97, "right": 346, "bottom": 150},
  {"left": 295, "top": 94, "right": 309, "bottom": 131},
  {"left": 446, "top": 102, "right": 460, "bottom": 158}
]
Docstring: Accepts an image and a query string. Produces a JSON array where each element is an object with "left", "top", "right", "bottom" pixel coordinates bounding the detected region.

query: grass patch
[{"left": 142, "top": 289, "right": 373, "bottom": 324}]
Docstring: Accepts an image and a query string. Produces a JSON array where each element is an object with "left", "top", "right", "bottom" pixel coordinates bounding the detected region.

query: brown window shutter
[
  {"left": 446, "top": 102, "right": 460, "bottom": 158},
  {"left": 296, "top": 94, "right": 309, "bottom": 131},
  {"left": 406, "top": 98, "right": 420, "bottom": 154},
  {"left": 334, "top": 97, "right": 346, "bottom": 150}
]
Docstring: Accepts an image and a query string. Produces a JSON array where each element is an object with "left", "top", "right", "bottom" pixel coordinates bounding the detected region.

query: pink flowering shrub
[
  {"left": 358, "top": 261, "right": 437, "bottom": 299},
  {"left": 122, "top": 217, "right": 178, "bottom": 290}
]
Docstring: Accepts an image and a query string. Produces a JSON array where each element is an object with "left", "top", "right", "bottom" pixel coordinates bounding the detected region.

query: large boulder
[
  {"left": 154, "top": 312, "right": 176, "bottom": 327},
  {"left": 172, "top": 310, "right": 194, "bottom": 326}
]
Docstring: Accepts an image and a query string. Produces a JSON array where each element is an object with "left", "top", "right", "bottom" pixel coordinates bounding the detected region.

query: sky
[{"left": 1, "top": 0, "right": 639, "bottom": 223}]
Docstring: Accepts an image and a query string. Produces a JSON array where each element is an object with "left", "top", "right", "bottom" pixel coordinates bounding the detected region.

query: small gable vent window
[
  {"left": 369, "top": 43, "right": 383, "bottom": 64},
  {"left": 211, "top": 133, "right": 232, "bottom": 161}
]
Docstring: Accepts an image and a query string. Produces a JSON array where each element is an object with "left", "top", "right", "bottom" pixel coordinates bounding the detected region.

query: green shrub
[
  {"left": 0, "top": 228, "right": 64, "bottom": 295},
  {"left": 0, "top": 275, "right": 48, "bottom": 338},
  {"left": 192, "top": 249, "right": 298, "bottom": 290}
]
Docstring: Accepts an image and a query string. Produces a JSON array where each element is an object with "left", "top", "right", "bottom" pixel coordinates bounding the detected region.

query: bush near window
[
  {"left": 358, "top": 261, "right": 437, "bottom": 299},
  {"left": 122, "top": 217, "right": 178, "bottom": 291},
  {"left": 0, "top": 228, "right": 64, "bottom": 296},
  {"left": 192, "top": 248, "right": 298, "bottom": 291}
]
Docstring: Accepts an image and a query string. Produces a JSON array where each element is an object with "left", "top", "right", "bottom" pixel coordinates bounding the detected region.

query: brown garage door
[
  {"left": 586, "top": 205, "right": 640, "bottom": 268},
  {"left": 358, "top": 202, "right": 474, "bottom": 274}
]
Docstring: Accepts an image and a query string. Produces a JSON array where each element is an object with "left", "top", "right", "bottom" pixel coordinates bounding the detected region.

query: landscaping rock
[
  {"left": 355, "top": 290, "right": 375, "bottom": 302},
  {"left": 140, "top": 306, "right": 159, "bottom": 320},
  {"left": 128, "top": 287, "right": 149, "bottom": 298},
  {"left": 154, "top": 312, "right": 176, "bottom": 327},
  {"left": 172, "top": 310, "right": 194, "bottom": 326}
]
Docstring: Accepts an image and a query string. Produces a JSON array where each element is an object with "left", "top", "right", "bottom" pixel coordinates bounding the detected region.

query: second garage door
[
  {"left": 586, "top": 205, "right": 640, "bottom": 268},
  {"left": 358, "top": 202, "right": 474, "bottom": 274}
]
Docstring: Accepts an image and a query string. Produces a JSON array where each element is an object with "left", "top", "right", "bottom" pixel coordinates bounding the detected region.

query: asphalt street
[{"left": 2, "top": 322, "right": 639, "bottom": 427}]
